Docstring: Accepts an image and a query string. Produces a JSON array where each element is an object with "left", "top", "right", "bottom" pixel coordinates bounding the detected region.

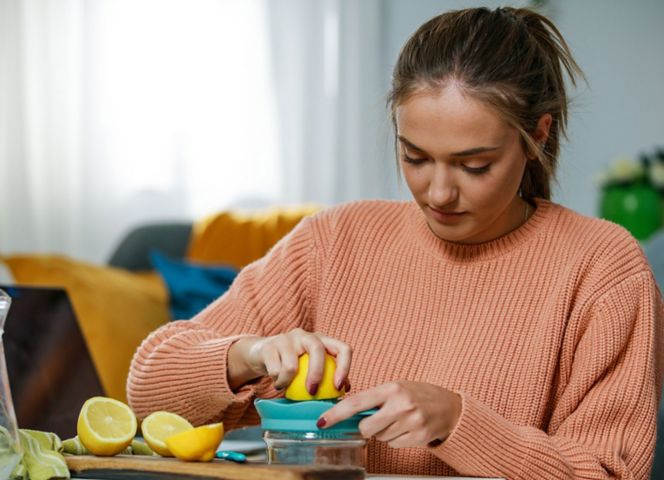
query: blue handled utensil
[{"left": 215, "top": 450, "right": 247, "bottom": 463}]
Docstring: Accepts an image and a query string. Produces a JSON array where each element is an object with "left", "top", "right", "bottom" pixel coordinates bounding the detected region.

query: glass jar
[
  {"left": 264, "top": 429, "right": 366, "bottom": 466},
  {"left": 0, "top": 289, "right": 22, "bottom": 478},
  {"left": 254, "top": 397, "right": 376, "bottom": 468}
]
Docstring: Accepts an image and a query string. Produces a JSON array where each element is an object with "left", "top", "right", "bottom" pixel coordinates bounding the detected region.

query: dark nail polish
[
  {"left": 345, "top": 382, "right": 351, "bottom": 392},
  {"left": 316, "top": 417, "right": 327, "bottom": 429},
  {"left": 309, "top": 383, "right": 319, "bottom": 395}
]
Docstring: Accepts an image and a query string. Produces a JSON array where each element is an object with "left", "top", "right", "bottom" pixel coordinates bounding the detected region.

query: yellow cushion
[
  {"left": 2, "top": 255, "right": 169, "bottom": 402},
  {"left": 186, "top": 204, "right": 321, "bottom": 269}
]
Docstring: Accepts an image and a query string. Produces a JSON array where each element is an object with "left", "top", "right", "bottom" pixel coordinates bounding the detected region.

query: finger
[
  {"left": 274, "top": 339, "right": 299, "bottom": 390},
  {"left": 370, "top": 416, "right": 405, "bottom": 443},
  {"left": 261, "top": 343, "right": 282, "bottom": 386},
  {"left": 356, "top": 409, "right": 398, "bottom": 439},
  {"left": 318, "top": 387, "right": 384, "bottom": 429},
  {"left": 318, "top": 337, "right": 352, "bottom": 390},
  {"left": 386, "top": 431, "right": 416, "bottom": 449},
  {"left": 299, "top": 336, "right": 326, "bottom": 395}
]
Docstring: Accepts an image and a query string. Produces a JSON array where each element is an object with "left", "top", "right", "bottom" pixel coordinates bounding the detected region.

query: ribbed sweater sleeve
[
  {"left": 126, "top": 216, "right": 317, "bottom": 427},
  {"left": 432, "top": 270, "right": 664, "bottom": 479}
]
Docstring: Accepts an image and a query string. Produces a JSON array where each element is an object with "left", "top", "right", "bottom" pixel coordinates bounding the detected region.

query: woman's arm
[
  {"left": 321, "top": 267, "right": 664, "bottom": 478},
  {"left": 126, "top": 215, "right": 320, "bottom": 427},
  {"left": 430, "top": 270, "right": 664, "bottom": 479}
]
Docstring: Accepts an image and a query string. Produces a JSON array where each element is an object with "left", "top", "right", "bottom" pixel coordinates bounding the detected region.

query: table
[{"left": 74, "top": 477, "right": 501, "bottom": 480}]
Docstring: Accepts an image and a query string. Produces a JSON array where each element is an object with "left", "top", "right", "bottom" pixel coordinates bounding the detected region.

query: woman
[{"left": 128, "top": 7, "right": 663, "bottom": 478}]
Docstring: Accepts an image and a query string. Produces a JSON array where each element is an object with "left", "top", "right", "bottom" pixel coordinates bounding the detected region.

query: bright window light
[{"left": 89, "top": 0, "right": 280, "bottom": 216}]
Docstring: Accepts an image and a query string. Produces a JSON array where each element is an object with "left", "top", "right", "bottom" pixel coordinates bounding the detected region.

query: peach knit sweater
[{"left": 128, "top": 199, "right": 664, "bottom": 479}]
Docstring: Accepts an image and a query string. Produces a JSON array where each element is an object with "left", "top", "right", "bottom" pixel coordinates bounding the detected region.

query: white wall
[
  {"left": 553, "top": 0, "right": 664, "bottom": 215},
  {"left": 380, "top": 0, "right": 664, "bottom": 216}
]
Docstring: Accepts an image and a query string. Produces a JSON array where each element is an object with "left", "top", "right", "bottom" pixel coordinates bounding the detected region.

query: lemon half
[
  {"left": 77, "top": 397, "right": 138, "bottom": 456},
  {"left": 141, "top": 411, "right": 193, "bottom": 457},
  {"left": 166, "top": 423, "right": 224, "bottom": 462}
]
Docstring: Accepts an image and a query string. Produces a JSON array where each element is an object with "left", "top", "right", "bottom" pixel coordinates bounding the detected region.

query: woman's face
[{"left": 396, "top": 85, "right": 532, "bottom": 244}]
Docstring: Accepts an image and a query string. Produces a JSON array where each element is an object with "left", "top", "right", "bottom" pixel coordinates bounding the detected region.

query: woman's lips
[{"left": 428, "top": 206, "right": 466, "bottom": 224}]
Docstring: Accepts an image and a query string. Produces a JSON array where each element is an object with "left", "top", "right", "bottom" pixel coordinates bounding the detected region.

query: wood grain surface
[{"left": 65, "top": 455, "right": 366, "bottom": 480}]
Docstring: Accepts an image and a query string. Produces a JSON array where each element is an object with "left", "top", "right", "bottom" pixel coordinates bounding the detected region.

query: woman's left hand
[{"left": 318, "top": 381, "right": 462, "bottom": 448}]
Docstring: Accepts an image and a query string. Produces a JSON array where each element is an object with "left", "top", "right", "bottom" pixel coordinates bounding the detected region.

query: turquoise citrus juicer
[{"left": 254, "top": 398, "right": 377, "bottom": 433}]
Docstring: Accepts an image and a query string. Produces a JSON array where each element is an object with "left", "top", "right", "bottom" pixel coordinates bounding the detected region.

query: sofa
[{"left": 1, "top": 205, "right": 319, "bottom": 400}]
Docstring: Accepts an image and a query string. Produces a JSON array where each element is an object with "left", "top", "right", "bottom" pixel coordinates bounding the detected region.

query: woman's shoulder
[
  {"left": 544, "top": 200, "right": 651, "bottom": 278},
  {"left": 311, "top": 199, "right": 412, "bottom": 228},
  {"left": 305, "top": 200, "right": 412, "bottom": 250}
]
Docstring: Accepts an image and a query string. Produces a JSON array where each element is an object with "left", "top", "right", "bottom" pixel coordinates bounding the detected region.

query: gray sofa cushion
[{"left": 108, "top": 223, "right": 192, "bottom": 271}]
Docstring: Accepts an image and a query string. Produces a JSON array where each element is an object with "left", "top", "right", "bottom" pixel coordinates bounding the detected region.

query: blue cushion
[{"left": 149, "top": 250, "right": 238, "bottom": 320}]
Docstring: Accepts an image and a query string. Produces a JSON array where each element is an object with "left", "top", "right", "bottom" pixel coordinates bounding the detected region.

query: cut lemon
[
  {"left": 166, "top": 423, "right": 224, "bottom": 462},
  {"left": 141, "top": 411, "right": 193, "bottom": 457},
  {"left": 77, "top": 397, "right": 138, "bottom": 456}
]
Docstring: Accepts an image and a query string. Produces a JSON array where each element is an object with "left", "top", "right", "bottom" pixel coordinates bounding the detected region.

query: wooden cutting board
[{"left": 66, "top": 455, "right": 366, "bottom": 480}]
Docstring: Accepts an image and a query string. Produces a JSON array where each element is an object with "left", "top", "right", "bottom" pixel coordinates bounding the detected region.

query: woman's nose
[{"left": 428, "top": 165, "right": 458, "bottom": 206}]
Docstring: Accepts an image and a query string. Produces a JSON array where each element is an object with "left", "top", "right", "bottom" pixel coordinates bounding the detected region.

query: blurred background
[{"left": 1, "top": 0, "right": 663, "bottom": 263}]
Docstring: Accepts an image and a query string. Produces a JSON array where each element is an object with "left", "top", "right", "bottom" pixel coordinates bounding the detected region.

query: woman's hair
[{"left": 388, "top": 7, "right": 584, "bottom": 200}]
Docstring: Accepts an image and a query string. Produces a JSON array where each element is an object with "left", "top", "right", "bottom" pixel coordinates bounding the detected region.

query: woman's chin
[{"left": 426, "top": 220, "right": 474, "bottom": 243}]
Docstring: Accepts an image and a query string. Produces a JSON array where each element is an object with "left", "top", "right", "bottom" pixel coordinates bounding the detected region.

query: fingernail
[
  {"left": 309, "top": 383, "right": 319, "bottom": 395},
  {"left": 345, "top": 382, "right": 351, "bottom": 392},
  {"left": 316, "top": 417, "right": 327, "bottom": 429}
]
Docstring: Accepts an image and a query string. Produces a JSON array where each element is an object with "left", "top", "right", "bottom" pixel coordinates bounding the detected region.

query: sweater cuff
[
  {"left": 171, "top": 333, "right": 257, "bottom": 423},
  {"left": 210, "top": 335, "right": 277, "bottom": 426},
  {"left": 430, "top": 392, "right": 529, "bottom": 478},
  {"left": 131, "top": 330, "right": 270, "bottom": 426}
]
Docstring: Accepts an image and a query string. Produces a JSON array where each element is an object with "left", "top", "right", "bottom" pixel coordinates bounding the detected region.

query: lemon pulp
[
  {"left": 141, "top": 411, "right": 193, "bottom": 457},
  {"left": 77, "top": 396, "right": 137, "bottom": 456}
]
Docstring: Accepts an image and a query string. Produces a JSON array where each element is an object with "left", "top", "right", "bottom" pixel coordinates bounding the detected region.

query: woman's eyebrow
[
  {"left": 397, "top": 135, "right": 500, "bottom": 157},
  {"left": 397, "top": 135, "right": 427, "bottom": 153},
  {"left": 450, "top": 146, "right": 500, "bottom": 157}
]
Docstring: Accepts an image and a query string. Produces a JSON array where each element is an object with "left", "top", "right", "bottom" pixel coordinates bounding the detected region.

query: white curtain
[
  {"left": 266, "top": 0, "right": 398, "bottom": 205},
  {"left": 0, "top": 0, "right": 397, "bottom": 264},
  {"left": 0, "top": 0, "right": 282, "bottom": 263}
]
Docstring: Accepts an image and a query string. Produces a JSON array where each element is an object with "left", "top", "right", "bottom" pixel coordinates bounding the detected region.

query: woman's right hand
[{"left": 229, "top": 328, "right": 352, "bottom": 395}]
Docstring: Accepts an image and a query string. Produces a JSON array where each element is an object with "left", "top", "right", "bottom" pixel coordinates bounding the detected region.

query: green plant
[
  {"left": 598, "top": 146, "right": 664, "bottom": 241},
  {"left": 598, "top": 147, "right": 664, "bottom": 192}
]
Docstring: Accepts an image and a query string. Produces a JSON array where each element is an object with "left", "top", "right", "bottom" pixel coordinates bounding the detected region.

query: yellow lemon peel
[
  {"left": 166, "top": 423, "right": 224, "bottom": 462},
  {"left": 285, "top": 353, "right": 346, "bottom": 401}
]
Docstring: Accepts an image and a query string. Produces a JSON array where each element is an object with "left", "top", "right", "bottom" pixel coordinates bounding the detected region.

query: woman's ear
[{"left": 533, "top": 113, "right": 553, "bottom": 145}]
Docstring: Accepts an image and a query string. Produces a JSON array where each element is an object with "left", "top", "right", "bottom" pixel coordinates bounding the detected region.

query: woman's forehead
[{"left": 395, "top": 87, "right": 513, "bottom": 152}]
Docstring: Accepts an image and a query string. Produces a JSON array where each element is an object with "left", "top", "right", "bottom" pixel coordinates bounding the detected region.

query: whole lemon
[{"left": 285, "top": 353, "right": 346, "bottom": 401}]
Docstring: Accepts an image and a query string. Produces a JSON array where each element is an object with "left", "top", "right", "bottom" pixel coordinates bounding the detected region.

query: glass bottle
[{"left": 0, "top": 289, "right": 22, "bottom": 477}]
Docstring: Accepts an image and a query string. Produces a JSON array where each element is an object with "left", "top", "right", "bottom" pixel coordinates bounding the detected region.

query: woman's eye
[
  {"left": 402, "top": 154, "right": 427, "bottom": 165},
  {"left": 462, "top": 164, "right": 491, "bottom": 175}
]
